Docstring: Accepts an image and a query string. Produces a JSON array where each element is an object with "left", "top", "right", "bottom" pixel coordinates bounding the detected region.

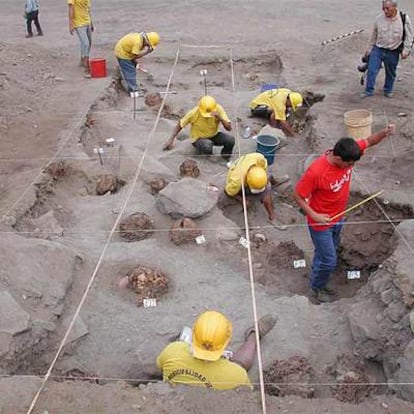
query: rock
[
  {"left": 169, "top": 217, "right": 201, "bottom": 245},
  {"left": 119, "top": 212, "right": 154, "bottom": 242},
  {"left": 380, "top": 289, "right": 394, "bottom": 305},
  {"left": 384, "top": 301, "right": 407, "bottom": 323},
  {"left": 156, "top": 178, "right": 219, "bottom": 219},
  {"left": 62, "top": 315, "right": 89, "bottom": 346},
  {"left": 179, "top": 159, "right": 200, "bottom": 178},
  {"left": 0, "top": 291, "right": 30, "bottom": 335},
  {"left": 31, "top": 210, "right": 63, "bottom": 239},
  {"left": 216, "top": 229, "right": 239, "bottom": 241},
  {"left": 393, "top": 340, "right": 414, "bottom": 400},
  {"left": 410, "top": 311, "right": 414, "bottom": 333}
]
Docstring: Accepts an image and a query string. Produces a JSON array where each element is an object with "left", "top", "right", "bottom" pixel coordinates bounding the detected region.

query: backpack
[{"left": 397, "top": 11, "right": 413, "bottom": 54}]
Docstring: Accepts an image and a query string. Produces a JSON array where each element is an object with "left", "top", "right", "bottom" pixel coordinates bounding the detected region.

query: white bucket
[{"left": 344, "top": 109, "right": 373, "bottom": 139}]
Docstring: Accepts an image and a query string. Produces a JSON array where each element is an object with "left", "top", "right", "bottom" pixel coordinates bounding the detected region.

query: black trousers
[
  {"left": 192, "top": 132, "right": 235, "bottom": 161},
  {"left": 26, "top": 10, "right": 42, "bottom": 36}
]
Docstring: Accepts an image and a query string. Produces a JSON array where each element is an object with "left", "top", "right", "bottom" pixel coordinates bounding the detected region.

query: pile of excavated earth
[{"left": 1, "top": 1, "right": 414, "bottom": 413}]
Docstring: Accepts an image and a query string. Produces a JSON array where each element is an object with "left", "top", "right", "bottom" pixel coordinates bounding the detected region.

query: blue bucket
[
  {"left": 260, "top": 83, "right": 279, "bottom": 92},
  {"left": 256, "top": 135, "right": 281, "bottom": 166}
]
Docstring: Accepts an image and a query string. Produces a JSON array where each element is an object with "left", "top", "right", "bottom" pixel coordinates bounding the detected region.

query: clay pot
[
  {"left": 179, "top": 159, "right": 200, "bottom": 178},
  {"left": 119, "top": 212, "right": 154, "bottom": 241}
]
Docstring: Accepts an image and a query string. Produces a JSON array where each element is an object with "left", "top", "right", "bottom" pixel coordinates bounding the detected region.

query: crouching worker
[
  {"left": 224, "top": 153, "right": 288, "bottom": 230},
  {"left": 157, "top": 310, "right": 276, "bottom": 389},
  {"left": 250, "top": 88, "right": 303, "bottom": 137}
]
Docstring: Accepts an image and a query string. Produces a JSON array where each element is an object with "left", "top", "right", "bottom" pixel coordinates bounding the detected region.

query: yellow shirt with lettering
[
  {"left": 114, "top": 33, "right": 145, "bottom": 60},
  {"left": 156, "top": 341, "right": 252, "bottom": 390},
  {"left": 68, "top": 0, "right": 91, "bottom": 28},
  {"left": 225, "top": 153, "right": 268, "bottom": 196},
  {"left": 250, "top": 88, "right": 291, "bottom": 121},
  {"left": 180, "top": 104, "right": 230, "bottom": 142}
]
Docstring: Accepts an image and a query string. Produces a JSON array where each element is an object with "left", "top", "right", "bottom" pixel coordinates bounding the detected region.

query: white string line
[
  {"left": 229, "top": 49, "right": 267, "bottom": 414},
  {"left": 25, "top": 43, "right": 182, "bottom": 414},
  {"left": 4, "top": 373, "right": 414, "bottom": 387},
  {"left": 4, "top": 218, "right": 413, "bottom": 237},
  {"left": 0, "top": 152, "right": 401, "bottom": 162}
]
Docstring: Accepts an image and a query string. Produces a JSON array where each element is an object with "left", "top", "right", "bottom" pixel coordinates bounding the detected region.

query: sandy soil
[{"left": 1, "top": 0, "right": 414, "bottom": 413}]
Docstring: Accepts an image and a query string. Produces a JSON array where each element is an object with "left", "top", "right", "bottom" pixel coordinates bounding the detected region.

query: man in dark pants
[
  {"left": 293, "top": 124, "right": 395, "bottom": 303},
  {"left": 25, "top": 0, "right": 43, "bottom": 38},
  {"left": 163, "top": 95, "right": 235, "bottom": 164},
  {"left": 362, "top": 0, "right": 413, "bottom": 98}
]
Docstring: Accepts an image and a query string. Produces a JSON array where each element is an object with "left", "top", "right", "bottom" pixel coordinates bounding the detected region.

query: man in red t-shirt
[{"left": 294, "top": 124, "right": 395, "bottom": 303}]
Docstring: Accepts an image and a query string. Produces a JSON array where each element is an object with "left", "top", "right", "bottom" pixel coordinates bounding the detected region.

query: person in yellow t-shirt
[
  {"left": 114, "top": 32, "right": 160, "bottom": 94},
  {"left": 68, "top": 0, "right": 93, "bottom": 78},
  {"left": 224, "top": 152, "right": 288, "bottom": 230},
  {"left": 250, "top": 88, "right": 303, "bottom": 137},
  {"left": 162, "top": 95, "right": 235, "bottom": 163},
  {"left": 156, "top": 311, "right": 276, "bottom": 390}
]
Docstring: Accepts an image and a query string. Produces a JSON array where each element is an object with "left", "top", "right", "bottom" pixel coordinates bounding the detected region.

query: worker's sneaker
[
  {"left": 268, "top": 219, "right": 288, "bottom": 231},
  {"left": 311, "top": 289, "right": 333, "bottom": 303},
  {"left": 360, "top": 92, "right": 373, "bottom": 98},
  {"left": 83, "top": 69, "right": 92, "bottom": 78},
  {"left": 244, "top": 314, "right": 277, "bottom": 341},
  {"left": 226, "top": 161, "right": 233, "bottom": 169},
  {"left": 384, "top": 92, "right": 393, "bottom": 98}
]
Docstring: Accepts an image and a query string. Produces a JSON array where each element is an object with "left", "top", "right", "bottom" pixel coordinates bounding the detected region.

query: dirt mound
[
  {"left": 264, "top": 356, "right": 315, "bottom": 398},
  {"left": 45, "top": 161, "right": 69, "bottom": 179},
  {"left": 119, "top": 265, "right": 169, "bottom": 306},
  {"left": 266, "top": 241, "right": 305, "bottom": 269},
  {"left": 119, "top": 212, "right": 154, "bottom": 242},
  {"left": 179, "top": 159, "right": 200, "bottom": 178},
  {"left": 169, "top": 217, "right": 202, "bottom": 245}
]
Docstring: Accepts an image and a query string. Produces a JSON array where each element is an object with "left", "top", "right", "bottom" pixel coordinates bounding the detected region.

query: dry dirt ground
[{"left": 1, "top": 0, "right": 414, "bottom": 413}]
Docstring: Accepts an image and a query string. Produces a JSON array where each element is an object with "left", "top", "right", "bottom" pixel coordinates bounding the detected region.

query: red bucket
[{"left": 89, "top": 58, "right": 107, "bottom": 78}]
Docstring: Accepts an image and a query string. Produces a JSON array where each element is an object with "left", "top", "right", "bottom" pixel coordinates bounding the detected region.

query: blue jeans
[
  {"left": 365, "top": 45, "right": 400, "bottom": 95},
  {"left": 308, "top": 220, "right": 343, "bottom": 290},
  {"left": 117, "top": 58, "right": 137, "bottom": 92},
  {"left": 75, "top": 25, "right": 92, "bottom": 58}
]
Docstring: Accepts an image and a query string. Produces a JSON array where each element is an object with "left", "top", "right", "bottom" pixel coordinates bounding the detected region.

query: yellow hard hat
[
  {"left": 192, "top": 311, "right": 232, "bottom": 361},
  {"left": 288, "top": 92, "right": 303, "bottom": 112},
  {"left": 145, "top": 32, "right": 160, "bottom": 49},
  {"left": 246, "top": 166, "right": 268, "bottom": 193},
  {"left": 198, "top": 95, "right": 217, "bottom": 118}
]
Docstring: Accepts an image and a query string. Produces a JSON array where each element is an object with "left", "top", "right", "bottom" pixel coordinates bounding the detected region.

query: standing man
[
  {"left": 25, "top": 0, "right": 43, "bottom": 38},
  {"left": 293, "top": 125, "right": 395, "bottom": 303},
  {"left": 250, "top": 88, "right": 303, "bottom": 137},
  {"left": 157, "top": 310, "right": 276, "bottom": 390},
  {"left": 68, "top": 0, "right": 93, "bottom": 78},
  {"left": 163, "top": 95, "right": 235, "bottom": 164},
  {"left": 362, "top": 0, "right": 413, "bottom": 98},
  {"left": 114, "top": 32, "right": 160, "bottom": 94},
  {"left": 224, "top": 152, "right": 288, "bottom": 230}
]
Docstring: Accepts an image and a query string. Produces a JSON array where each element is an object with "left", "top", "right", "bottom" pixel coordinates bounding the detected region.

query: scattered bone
[
  {"left": 169, "top": 217, "right": 202, "bottom": 245},
  {"left": 179, "top": 159, "right": 200, "bottom": 178},
  {"left": 119, "top": 212, "right": 154, "bottom": 242}
]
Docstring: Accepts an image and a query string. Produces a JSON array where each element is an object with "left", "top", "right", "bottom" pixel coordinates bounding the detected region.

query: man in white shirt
[{"left": 362, "top": 0, "right": 413, "bottom": 98}]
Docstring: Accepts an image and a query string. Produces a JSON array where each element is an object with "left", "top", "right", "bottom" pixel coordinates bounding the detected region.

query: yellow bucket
[{"left": 344, "top": 109, "right": 373, "bottom": 139}]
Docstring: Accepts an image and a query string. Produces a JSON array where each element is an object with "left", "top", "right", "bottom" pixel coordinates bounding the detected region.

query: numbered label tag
[
  {"left": 293, "top": 259, "right": 306, "bottom": 269},
  {"left": 239, "top": 237, "right": 250, "bottom": 248},
  {"left": 195, "top": 235, "right": 206, "bottom": 245},
  {"left": 143, "top": 298, "right": 157, "bottom": 308},
  {"left": 347, "top": 270, "right": 361, "bottom": 280}
]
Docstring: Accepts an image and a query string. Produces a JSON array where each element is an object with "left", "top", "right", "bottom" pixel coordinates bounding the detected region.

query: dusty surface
[{"left": 1, "top": 0, "right": 414, "bottom": 413}]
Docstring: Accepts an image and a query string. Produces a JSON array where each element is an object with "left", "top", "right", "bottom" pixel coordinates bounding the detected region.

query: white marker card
[
  {"left": 195, "top": 235, "right": 206, "bottom": 245},
  {"left": 347, "top": 270, "right": 361, "bottom": 280},
  {"left": 293, "top": 259, "right": 306, "bottom": 268},
  {"left": 143, "top": 298, "right": 157, "bottom": 308},
  {"left": 239, "top": 237, "right": 250, "bottom": 248}
]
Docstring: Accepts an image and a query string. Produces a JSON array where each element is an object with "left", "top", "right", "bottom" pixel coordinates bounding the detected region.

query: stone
[
  {"left": 62, "top": 315, "right": 89, "bottom": 346},
  {"left": 380, "top": 289, "right": 394, "bottom": 305},
  {"left": 385, "top": 301, "right": 407, "bottom": 323},
  {"left": 149, "top": 178, "right": 167, "bottom": 195},
  {"left": 31, "top": 210, "right": 64, "bottom": 239},
  {"left": 156, "top": 177, "right": 219, "bottom": 219},
  {"left": 216, "top": 229, "right": 239, "bottom": 241},
  {"left": 96, "top": 174, "right": 121, "bottom": 195},
  {"left": 393, "top": 340, "right": 414, "bottom": 400},
  {"left": 0, "top": 291, "right": 30, "bottom": 335},
  {"left": 410, "top": 311, "right": 414, "bottom": 333}
]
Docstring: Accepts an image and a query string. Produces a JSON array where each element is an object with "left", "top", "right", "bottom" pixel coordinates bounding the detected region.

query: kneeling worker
[
  {"left": 157, "top": 310, "right": 276, "bottom": 389},
  {"left": 225, "top": 153, "right": 288, "bottom": 230},
  {"left": 250, "top": 88, "right": 303, "bottom": 137},
  {"left": 163, "top": 95, "right": 235, "bottom": 164}
]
